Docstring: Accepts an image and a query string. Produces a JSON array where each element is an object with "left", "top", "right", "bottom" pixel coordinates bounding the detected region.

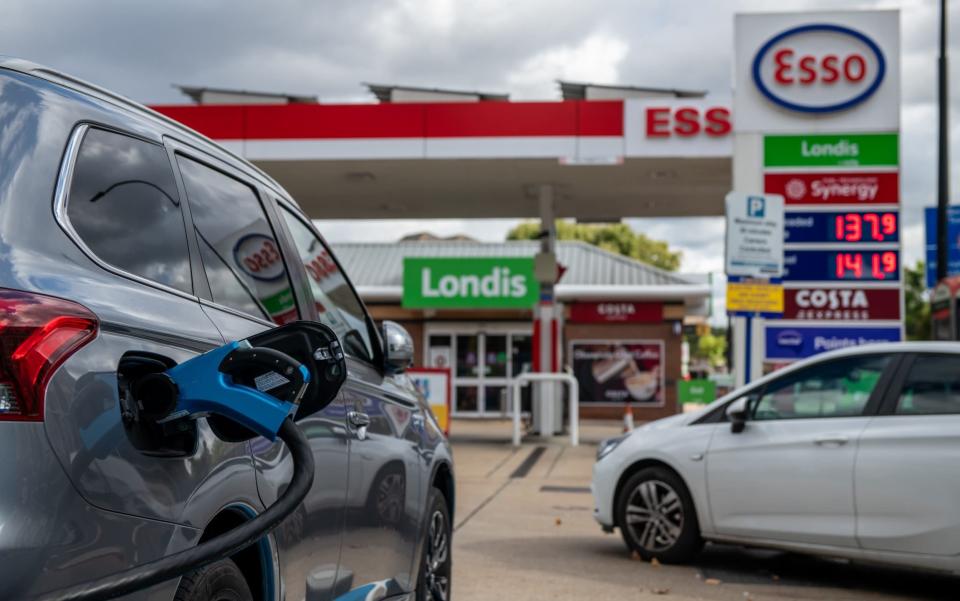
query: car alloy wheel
[
  {"left": 423, "top": 508, "right": 450, "bottom": 601},
  {"left": 624, "top": 479, "right": 684, "bottom": 552}
]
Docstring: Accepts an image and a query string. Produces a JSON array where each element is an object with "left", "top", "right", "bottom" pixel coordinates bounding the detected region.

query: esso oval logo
[
  {"left": 233, "top": 233, "right": 285, "bottom": 281},
  {"left": 752, "top": 24, "right": 886, "bottom": 113}
]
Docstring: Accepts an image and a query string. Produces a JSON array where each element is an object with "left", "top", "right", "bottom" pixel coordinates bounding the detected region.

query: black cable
[{"left": 38, "top": 418, "right": 314, "bottom": 601}]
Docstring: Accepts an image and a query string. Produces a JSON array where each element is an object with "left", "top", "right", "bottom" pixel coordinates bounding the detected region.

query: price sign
[
  {"left": 783, "top": 249, "right": 899, "bottom": 282},
  {"left": 785, "top": 211, "right": 898, "bottom": 244}
]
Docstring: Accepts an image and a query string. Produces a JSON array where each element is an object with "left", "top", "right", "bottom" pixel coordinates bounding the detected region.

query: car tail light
[{"left": 0, "top": 289, "right": 98, "bottom": 421}]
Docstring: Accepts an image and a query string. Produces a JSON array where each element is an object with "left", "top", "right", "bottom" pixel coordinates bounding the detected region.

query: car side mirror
[
  {"left": 726, "top": 396, "right": 749, "bottom": 434},
  {"left": 381, "top": 320, "right": 414, "bottom": 374}
]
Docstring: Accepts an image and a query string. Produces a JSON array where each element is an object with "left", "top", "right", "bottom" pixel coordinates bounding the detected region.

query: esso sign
[
  {"left": 752, "top": 24, "right": 885, "bottom": 113},
  {"left": 645, "top": 106, "right": 731, "bottom": 138}
]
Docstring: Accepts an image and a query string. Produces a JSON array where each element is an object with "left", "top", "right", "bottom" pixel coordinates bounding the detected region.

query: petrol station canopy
[{"left": 152, "top": 85, "right": 733, "bottom": 220}]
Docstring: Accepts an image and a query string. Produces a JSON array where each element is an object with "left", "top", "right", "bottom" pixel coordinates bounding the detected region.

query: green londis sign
[
  {"left": 764, "top": 133, "right": 898, "bottom": 168},
  {"left": 403, "top": 257, "right": 539, "bottom": 309},
  {"left": 678, "top": 379, "right": 716, "bottom": 404}
]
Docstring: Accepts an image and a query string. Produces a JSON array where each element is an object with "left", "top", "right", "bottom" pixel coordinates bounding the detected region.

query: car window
[
  {"left": 176, "top": 155, "right": 297, "bottom": 324},
  {"left": 67, "top": 128, "right": 191, "bottom": 293},
  {"left": 277, "top": 206, "right": 375, "bottom": 362},
  {"left": 895, "top": 354, "right": 960, "bottom": 415},
  {"left": 751, "top": 354, "right": 890, "bottom": 421}
]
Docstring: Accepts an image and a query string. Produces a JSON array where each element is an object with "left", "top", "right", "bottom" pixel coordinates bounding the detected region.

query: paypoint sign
[{"left": 403, "top": 257, "right": 539, "bottom": 309}]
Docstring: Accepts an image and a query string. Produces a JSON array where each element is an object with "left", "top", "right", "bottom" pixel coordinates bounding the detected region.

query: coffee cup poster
[{"left": 570, "top": 340, "right": 665, "bottom": 406}]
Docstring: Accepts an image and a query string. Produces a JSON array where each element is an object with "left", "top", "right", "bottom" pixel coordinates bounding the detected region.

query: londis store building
[{"left": 330, "top": 239, "right": 710, "bottom": 421}]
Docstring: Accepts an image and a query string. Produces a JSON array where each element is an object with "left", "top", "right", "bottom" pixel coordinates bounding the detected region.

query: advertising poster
[
  {"left": 570, "top": 340, "right": 664, "bottom": 406},
  {"left": 407, "top": 368, "right": 451, "bottom": 435}
]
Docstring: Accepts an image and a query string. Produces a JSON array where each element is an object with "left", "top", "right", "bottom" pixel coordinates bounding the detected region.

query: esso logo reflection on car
[
  {"left": 234, "top": 234, "right": 285, "bottom": 281},
  {"left": 752, "top": 24, "right": 886, "bottom": 113}
]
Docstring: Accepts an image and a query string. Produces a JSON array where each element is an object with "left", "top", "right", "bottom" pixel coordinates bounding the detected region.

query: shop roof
[{"left": 329, "top": 240, "right": 711, "bottom": 303}]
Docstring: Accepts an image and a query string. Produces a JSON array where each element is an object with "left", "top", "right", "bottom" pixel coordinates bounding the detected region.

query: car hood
[{"left": 633, "top": 411, "right": 699, "bottom": 433}]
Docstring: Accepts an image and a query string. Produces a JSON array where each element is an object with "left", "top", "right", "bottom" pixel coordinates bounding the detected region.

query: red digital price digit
[
  {"left": 869, "top": 252, "right": 898, "bottom": 280},
  {"left": 882, "top": 213, "right": 897, "bottom": 236},
  {"left": 863, "top": 213, "right": 880, "bottom": 241},
  {"left": 835, "top": 252, "right": 863, "bottom": 279}
]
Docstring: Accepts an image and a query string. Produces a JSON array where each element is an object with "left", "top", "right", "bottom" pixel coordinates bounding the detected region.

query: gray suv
[{"left": 0, "top": 58, "right": 453, "bottom": 601}]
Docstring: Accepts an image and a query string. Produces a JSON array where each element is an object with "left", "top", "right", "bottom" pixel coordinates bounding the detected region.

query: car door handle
[
  {"left": 348, "top": 411, "right": 370, "bottom": 440},
  {"left": 813, "top": 435, "right": 849, "bottom": 447}
]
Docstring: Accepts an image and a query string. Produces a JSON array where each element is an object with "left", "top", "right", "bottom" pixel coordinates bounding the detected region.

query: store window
[
  {"left": 68, "top": 128, "right": 191, "bottom": 293},
  {"left": 895, "top": 354, "right": 960, "bottom": 415},
  {"left": 751, "top": 354, "right": 891, "bottom": 420},
  {"left": 176, "top": 156, "right": 297, "bottom": 324},
  {"left": 278, "top": 207, "right": 375, "bottom": 363}
]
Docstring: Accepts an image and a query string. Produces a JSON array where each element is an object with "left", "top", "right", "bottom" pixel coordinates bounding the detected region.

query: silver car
[
  {"left": 0, "top": 58, "right": 453, "bottom": 601},
  {"left": 593, "top": 342, "right": 960, "bottom": 575}
]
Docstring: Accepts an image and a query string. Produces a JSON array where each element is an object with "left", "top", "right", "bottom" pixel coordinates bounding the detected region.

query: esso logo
[
  {"left": 233, "top": 234, "right": 285, "bottom": 281},
  {"left": 752, "top": 24, "right": 885, "bottom": 113},
  {"left": 776, "top": 330, "right": 803, "bottom": 347},
  {"left": 645, "top": 106, "right": 731, "bottom": 138}
]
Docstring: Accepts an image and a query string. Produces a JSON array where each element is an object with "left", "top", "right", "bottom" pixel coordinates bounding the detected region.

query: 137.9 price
[
  {"left": 831, "top": 251, "right": 898, "bottom": 281},
  {"left": 832, "top": 212, "right": 897, "bottom": 242}
]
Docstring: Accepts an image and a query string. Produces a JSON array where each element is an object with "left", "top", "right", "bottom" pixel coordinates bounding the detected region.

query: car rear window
[{"left": 67, "top": 128, "right": 192, "bottom": 293}]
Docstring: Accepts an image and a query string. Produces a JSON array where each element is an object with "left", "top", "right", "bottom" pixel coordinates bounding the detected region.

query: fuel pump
[{"left": 40, "top": 321, "right": 346, "bottom": 601}]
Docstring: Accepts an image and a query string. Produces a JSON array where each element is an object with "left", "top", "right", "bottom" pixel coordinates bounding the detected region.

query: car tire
[
  {"left": 616, "top": 466, "right": 702, "bottom": 564},
  {"left": 174, "top": 558, "right": 253, "bottom": 601},
  {"left": 416, "top": 488, "right": 452, "bottom": 601}
]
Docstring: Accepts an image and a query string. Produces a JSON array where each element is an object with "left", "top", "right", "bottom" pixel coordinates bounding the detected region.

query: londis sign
[
  {"left": 753, "top": 24, "right": 885, "bottom": 113},
  {"left": 402, "top": 257, "right": 539, "bottom": 309}
]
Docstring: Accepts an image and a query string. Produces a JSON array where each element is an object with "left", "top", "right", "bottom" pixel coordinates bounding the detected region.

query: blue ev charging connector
[
  {"left": 41, "top": 321, "right": 347, "bottom": 601},
  {"left": 162, "top": 341, "right": 311, "bottom": 441}
]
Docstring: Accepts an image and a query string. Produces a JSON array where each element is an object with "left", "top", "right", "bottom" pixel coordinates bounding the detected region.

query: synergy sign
[
  {"left": 752, "top": 24, "right": 885, "bottom": 113},
  {"left": 402, "top": 257, "right": 538, "bottom": 309}
]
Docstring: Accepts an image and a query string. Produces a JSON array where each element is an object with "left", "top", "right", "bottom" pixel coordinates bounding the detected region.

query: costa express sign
[
  {"left": 569, "top": 301, "right": 662, "bottom": 323},
  {"left": 784, "top": 287, "right": 901, "bottom": 321},
  {"left": 753, "top": 24, "right": 886, "bottom": 113}
]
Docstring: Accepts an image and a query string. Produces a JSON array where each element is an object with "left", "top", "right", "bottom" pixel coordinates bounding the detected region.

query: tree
[
  {"left": 506, "top": 220, "right": 682, "bottom": 271},
  {"left": 694, "top": 331, "right": 727, "bottom": 368},
  {"left": 904, "top": 260, "right": 931, "bottom": 341}
]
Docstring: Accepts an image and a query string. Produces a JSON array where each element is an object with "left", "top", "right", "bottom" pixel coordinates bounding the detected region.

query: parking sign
[{"left": 725, "top": 192, "right": 785, "bottom": 278}]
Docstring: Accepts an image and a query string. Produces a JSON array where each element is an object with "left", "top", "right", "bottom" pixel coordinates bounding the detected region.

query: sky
[{"left": 0, "top": 0, "right": 953, "bottom": 319}]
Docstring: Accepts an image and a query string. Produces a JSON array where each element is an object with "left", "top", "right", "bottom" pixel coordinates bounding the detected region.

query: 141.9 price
[{"left": 832, "top": 251, "right": 898, "bottom": 281}]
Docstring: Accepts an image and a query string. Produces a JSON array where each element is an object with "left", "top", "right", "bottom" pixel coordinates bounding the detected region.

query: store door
[{"left": 426, "top": 329, "right": 532, "bottom": 417}]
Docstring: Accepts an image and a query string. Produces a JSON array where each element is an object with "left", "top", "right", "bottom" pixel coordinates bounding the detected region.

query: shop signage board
[
  {"left": 568, "top": 301, "right": 662, "bottom": 323},
  {"left": 569, "top": 340, "right": 664, "bottom": 406},
  {"left": 924, "top": 206, "right": 960, "bottom": 288},
  {"left": 765, "top": 172, "right": 899, "bottom": 205},
  {"left": 402, "top": 257, "right": 539, "bottom": 309},
  {"left": 678, "top": 379, "right": 716, "bottom": 404},
  {"left": 407, "top": 368, "right": 451, "bottom": 435},
  {"left": 765, "top": 325, "right": 901, "bottom": 360},
  {"left": 783, "top": 286, "right": 901, "bottom": 320},
  {"left": 764, "top": 133, "right": 898, "bottom": 168},
  {"left": 724, "top": 192, "right": 785, "bottom": 278},
  {"left": 726, "top": 279, "right": 784, "bottom": 315},
  {"left": 784, "top": 210, "right": 899, "bottom": 243}
]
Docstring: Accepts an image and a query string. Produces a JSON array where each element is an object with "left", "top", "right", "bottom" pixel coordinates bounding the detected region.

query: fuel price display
[
  {"left": 783, "top": 249, "right": 900, "bottom": 282},
  {"left": 784, "top": 210, "right": 899, "bottom": 244}
]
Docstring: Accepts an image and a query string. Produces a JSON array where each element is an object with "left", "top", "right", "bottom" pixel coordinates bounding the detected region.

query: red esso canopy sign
[
  {"left": 752, "top": 24, "right": 886, "bottom": 113},
  {"left": 645, "top": 106, "right": 731, "bottom": 138}
]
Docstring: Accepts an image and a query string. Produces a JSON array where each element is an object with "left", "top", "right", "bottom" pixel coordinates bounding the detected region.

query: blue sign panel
[
  {"left": 785, "top": 210, "right": 899, "bottom": 244},
  {"left": 783, "top": 249, "right": 900, "bottom": 282},
  {"left": 765, "top": 326, "right": 902, "bottom": 360},
  {"left": 923, "top": 206, "right": 960, "bottom": 289}
]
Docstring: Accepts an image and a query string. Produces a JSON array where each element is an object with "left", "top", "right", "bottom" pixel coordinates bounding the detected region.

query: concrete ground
[{"left": 448, "top": 419, "right": 958, "bottom": 601}]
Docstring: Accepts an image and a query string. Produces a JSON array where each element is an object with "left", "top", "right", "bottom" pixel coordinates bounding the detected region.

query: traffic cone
[{"left": 622, "top": 405, "right": 634, "bottom": 432}]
